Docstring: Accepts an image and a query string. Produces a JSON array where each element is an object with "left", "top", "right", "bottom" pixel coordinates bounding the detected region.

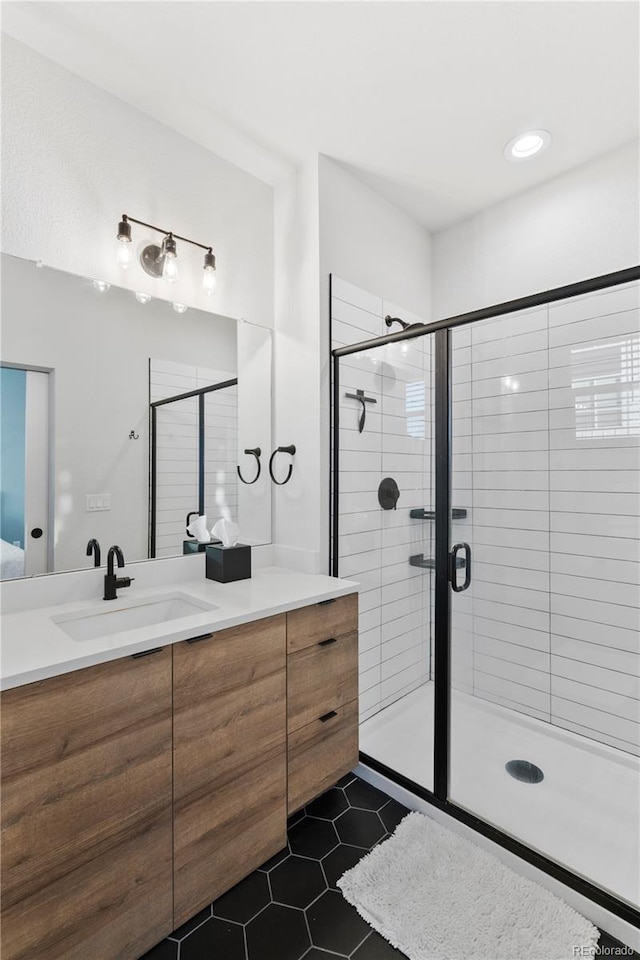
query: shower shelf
[
  {"left": 410, "top": 507, "right": 467, "bottom": 520},
  {"left": 409, "top": 553, "right": 466, "bottom": 570}
]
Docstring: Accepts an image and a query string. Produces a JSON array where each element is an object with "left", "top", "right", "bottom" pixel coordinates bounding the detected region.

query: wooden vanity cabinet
[
  {"left": 286, "top": 594, "right": 359, "bottom": 813},
  {"left": 0, "top": 592, "right": 357, "bottom": 957},
  {"left": 0, "top": 647, "right": 173, "bottom": 960},
  {"left": 172, "top": 614, "right": 287, "bottom": 927}
]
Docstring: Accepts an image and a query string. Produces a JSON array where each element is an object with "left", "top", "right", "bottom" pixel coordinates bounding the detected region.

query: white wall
[
  {"left": 432, "top": 142, "right": 640, "bottom": 317},
  {"left": 1, "top": 35, "right": 274, "bottom": 328},
  {"left": 271, "top": 158, "right": 323, "bottom": 572},
  {"left": 319, "top": 156, "right": 432, "bottom": 572}
]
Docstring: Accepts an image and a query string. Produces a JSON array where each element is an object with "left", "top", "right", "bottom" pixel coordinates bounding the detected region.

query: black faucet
[
  {"left": 104, "top": 545, "right": 134, "bottom": 601},
  {"left": 86, "top": 538, "right": 101, "bottom": 567}
]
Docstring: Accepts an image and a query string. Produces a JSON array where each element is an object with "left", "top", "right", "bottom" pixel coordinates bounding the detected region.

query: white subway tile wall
[
  {"left": 331, "top": 277, "right": 433, "bottom": 725},
  {"left": 150, "top": 360, "right": 238, "bottom": 559},
  {"left": 451, "top": 281, "right": 640, "bottom": 756},
  {"left": 334, "top": 276, "right": 639, "bottom": 760}
]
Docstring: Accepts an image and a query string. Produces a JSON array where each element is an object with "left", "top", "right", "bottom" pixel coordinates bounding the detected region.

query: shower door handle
[{"left": 450, "top": 542, "right": 471, "bottom": 592}]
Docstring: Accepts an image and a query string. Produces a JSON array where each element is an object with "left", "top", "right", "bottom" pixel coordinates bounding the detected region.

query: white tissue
[
  {"left": 211, "top": 518, "right": 240, "bottom": 547},
  {"left": 187, "top": 515, "right": 211, "bottom": 542}
]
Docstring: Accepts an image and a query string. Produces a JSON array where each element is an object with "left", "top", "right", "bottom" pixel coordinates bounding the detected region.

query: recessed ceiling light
[{"left": 504, "top": 130, "right": 551, "bottom": 162}]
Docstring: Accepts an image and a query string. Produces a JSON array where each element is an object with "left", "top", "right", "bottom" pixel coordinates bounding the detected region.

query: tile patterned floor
[{"left": 139, "top": 773, "right": 637, "bottom": 960}]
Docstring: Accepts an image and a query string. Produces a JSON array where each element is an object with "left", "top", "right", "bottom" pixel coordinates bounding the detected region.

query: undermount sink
[{"left": 52, "top": 593, "right": 218, "bottom": 642}]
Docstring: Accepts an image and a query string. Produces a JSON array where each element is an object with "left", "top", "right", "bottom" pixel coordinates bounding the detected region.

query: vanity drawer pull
[
  {"left": 186, "top": 633, "right": 214, "bottom": 644},
  {"left": 317, "top": 598, "right": 337, "bottom": 606},
  {"left": 318, "top": 637, "right": 337, "bottom": 647},
  {"left": 131, "top": 647, "right": 163, "bottom": 659},
  {"left": 319, "top": 711, "right": 338, "bottom": 723}
]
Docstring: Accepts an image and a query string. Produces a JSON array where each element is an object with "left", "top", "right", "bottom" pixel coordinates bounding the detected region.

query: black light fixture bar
[{"left": 120, "top": 214, "right": 213, "bottom": 253}]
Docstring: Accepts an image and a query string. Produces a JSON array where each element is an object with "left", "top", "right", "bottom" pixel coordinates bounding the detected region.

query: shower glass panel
[
  {"left": 448, "top": 281, "right": 640, "bottom": 909},
  {"left": 338, "top": 336, "right": 436, "bottom": 792},
  {"left": 153, "top": 394, "right": 199, "bottom": 558},
  {"left": 151, "top": 381, "right": 238, "bottom": 558}
]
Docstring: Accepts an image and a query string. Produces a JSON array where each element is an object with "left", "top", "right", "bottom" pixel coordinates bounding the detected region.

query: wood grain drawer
[
  {"left": 173, "top": 615, "right": 286, "bottom": 927},
  {"left": 287, "top": 700, "right": 359, "bottom": 814},
  {"left": 286, "top": 593, "right": 358, "bottom": 653},
  {"left": 287, "top": 632, "right": 358, "bottom": 733},
  {"left": 1, "top": 648, "right": 173, "bottom": 960}
]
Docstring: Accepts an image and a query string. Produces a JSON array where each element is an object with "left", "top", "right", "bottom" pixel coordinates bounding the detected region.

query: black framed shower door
[{"left": 330, "top": 265, "right": 640, "bottom": 928}]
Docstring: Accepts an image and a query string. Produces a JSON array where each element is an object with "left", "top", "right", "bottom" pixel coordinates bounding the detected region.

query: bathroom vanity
[{"left": 0, "top": 569, "right": 359, "bottom": 960}]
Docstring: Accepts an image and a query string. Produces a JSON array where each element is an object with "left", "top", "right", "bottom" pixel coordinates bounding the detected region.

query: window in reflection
[
  {"left": 572, "top": 335, "right": 640, "bottom": 438},
  {"left": 405, "top": 380, "right": 425, "bottom": 438}
]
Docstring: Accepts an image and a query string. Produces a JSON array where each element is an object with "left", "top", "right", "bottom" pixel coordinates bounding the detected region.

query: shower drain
[{"left": 505, "top": 760, "right": 544, "bottom": 784}]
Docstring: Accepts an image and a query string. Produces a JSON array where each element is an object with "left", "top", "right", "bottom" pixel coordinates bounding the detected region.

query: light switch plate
[{"left": 86, "top": 494, "right": 111, "bottom": 512}]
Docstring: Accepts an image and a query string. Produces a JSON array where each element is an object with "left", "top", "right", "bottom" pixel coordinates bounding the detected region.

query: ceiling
[{"left": 3, "top": 1, "right": 639, "bottom": 231}]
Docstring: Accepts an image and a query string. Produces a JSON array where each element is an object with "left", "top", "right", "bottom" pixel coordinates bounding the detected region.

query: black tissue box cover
[
  {"left": 183, "top": 538, "right": 222, "bottom": 554},
  {"left": 205, "top": 543, "right": 252, "bottom": 583}
]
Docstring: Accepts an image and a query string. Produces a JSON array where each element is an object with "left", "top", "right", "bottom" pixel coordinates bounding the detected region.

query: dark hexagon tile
[
  {"left": 180, "top": 917, "right": 245, "bottom": 960},
  {"left": 335, "top": 808, "right": 386, "bottom": 848},
  {"left": 321, "top": 844, "right": 365, "bottom": 889},
  {"left": 334, "top": 773, "right": 357, "bottom": 789},
  {"left": 352, "top": 930, "right": 408, "bottom": 958},
  {"left": 258, "top": 846, "right": 290, "bottom": 872},
  {"left": 345, "top": 779, "right": 391, "bottom": 812},
  {"left": 288, "top": 808, "right": 306, "bottom": 828},
  {"left": 138, "top": 939, "right": 178, "bottom": 960},
  {"left": 169, "top": 904, "right": 212, "bottom": 941},
  {"left": 379, "top": 799, "right": 409, "bottom": 835},
  {"left": 246, "top": 903, "right": 311, "bottom": 960},
  {"left": 306, "top": 788, "right": 349, "bottom": 821},
  {"left": 270, "top": 855, "right": 327, "bottom": 909},
  {"left": 289, "top": 816, "right": 338, "bottom": 859},
  {"left": 306, "top": 889, "right": 370, "bottom": 956},
  {"left": 213, "top": 870, "right": 271, "bottom": 924},
  {"left": 302, "top": 949, "right": 347, "bottom": 959}
]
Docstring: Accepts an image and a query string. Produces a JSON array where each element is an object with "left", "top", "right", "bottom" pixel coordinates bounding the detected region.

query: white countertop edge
[{"left": 0, "top": 568, "right": 359, "bottom": 691}]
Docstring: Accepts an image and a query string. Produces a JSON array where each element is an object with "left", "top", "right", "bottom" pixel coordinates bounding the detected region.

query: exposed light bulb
[
  {"left": 93, "top": 279, "right": 110, "bottom": 293},
  {"left": 35, "top": 259, "right": 44, "bottom": 269},
  {"left": 135, "top": 291, "right": 151, "bottom": 304},
  {"left": 162, "top": 234, "right": 179, "bottom": 284},
  {"left": 163, "top": 253, "right": 179, "bottom": 283},
  {"left": 116, "top": 240, "right": 132, "bottom": 269},
  {"left": 202, "top": 267, "right": 217, "bottom": 295},
  {"left": 202, "top": 249, "right": 216, "bottom": 295},
  {"left": 172, "top": 302, "right": 188, "bottom": 314}
]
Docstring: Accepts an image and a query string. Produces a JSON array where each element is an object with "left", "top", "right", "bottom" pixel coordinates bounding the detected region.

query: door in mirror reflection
[{"left": 0, "top": 365, "right": 50, "bottom": 578}]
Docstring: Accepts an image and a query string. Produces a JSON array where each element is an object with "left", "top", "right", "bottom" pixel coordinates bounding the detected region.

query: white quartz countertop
[{"left": 0, "top": 567, "right": 358, "bottom": 691}]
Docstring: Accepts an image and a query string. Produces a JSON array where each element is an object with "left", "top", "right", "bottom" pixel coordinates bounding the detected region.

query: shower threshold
[{"left": 359, "top": 681, "right": 639, "bottom": 909}]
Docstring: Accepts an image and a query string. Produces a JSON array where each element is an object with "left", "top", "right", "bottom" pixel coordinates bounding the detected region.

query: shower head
[{"left": 385, "top": 315, "right": 410, "bottom": 330}]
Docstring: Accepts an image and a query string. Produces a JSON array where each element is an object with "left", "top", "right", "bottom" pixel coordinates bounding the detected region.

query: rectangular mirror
[{"left": 0, "top": 253, "right": 272, "bottom": 578}]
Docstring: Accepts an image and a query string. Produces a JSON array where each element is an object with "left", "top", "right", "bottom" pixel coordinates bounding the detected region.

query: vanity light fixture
[
  {"left": 116, "top": 214, "right": 217, "bottom": 293},
  {"left": 93, "top": 279, "right": 110, "bottom": 293},
  {"left": 504, "top": 129, "right": 551, "bottom": 161},
  {"left": 135, "top": 291, "right": 151, "bottom": 304},
  {"left": 172, "top": 302, "right": 188, "bottom": 314}
]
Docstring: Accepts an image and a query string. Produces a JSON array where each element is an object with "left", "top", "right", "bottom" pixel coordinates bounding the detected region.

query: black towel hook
[
  {"left": 269, "top": 445, "right": 296, "bottom": 485},
  {"left": 237, "top": 447, "right": 262, "bottom": 485}
]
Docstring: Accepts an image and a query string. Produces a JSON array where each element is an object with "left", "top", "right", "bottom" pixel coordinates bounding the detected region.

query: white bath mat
[{"left": 337, "top": 812, "right": 600, "bottom": 960}]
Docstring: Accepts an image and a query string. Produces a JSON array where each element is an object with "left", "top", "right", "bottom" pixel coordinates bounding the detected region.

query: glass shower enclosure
[{"left": 331, "top": 266, "right": 640, "bottom": 927}]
